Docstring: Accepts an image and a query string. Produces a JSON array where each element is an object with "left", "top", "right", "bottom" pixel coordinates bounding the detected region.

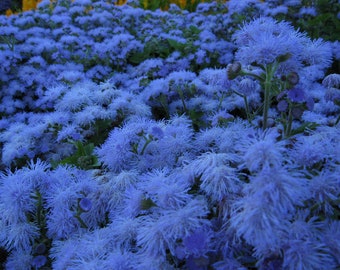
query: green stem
[
  {"left": 177, "top": 87, "right": 187, "bottom": 112},
  {"left": 335, "top": 114, "right": 340, "bottom": 125},
  {"left": 263, "top": 81, "right": 271, "bottom": 130},
  {"left": 281, "top": 111, "right": 287, "bottom": 136},
  {"left": 285, "top": 104, "right": 293, "bottom": 138},
  {"left": 233, "top": 90, "right": 251, "bottom": 123},
  {"left": 243, "top": 95, "right": 251, "bottom": 123},
  {"left": 240, "top": 71, "right": 263, "bottom": 81},
  {"left": 158, "top": 94, "right": 170, "bottom": 119},
  {"left": 74, "top": 214, "right": 88, "bottom": 229},
  {"left": 217, "top": 92, "right": 225, "bottom": 110},
  {"left": 262, "top": 64, "right": 277, "bottom": 130},
  {"left": 140, "top": 135, "right": 153, "bottom": 155}
]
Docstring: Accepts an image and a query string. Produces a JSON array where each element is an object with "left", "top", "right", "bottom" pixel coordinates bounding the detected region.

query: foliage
[{"left": 54, "top": 140, "right": 100, "bottom": 170}]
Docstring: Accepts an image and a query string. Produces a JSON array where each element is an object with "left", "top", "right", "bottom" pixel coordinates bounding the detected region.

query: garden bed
[{"left": 0, "top": 0, "right": 340, "bottom": 269}]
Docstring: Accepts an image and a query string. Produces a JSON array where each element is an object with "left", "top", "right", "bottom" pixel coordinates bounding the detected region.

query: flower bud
[
  {"left": 79, "top": 197, "right": 92, "bottom": 212},
  {"left": 292, "top": 107, "right": 304, "bottom": 119},
  {"left": 287, "top": 72, "right": 299, "bottom": 86},
  {"left": 150, "top": 126, "right": 164, "bottom": 140},
  {"left": 287, "top": 87, "right": 305, "bottom": 103},
  {"left": 140, "top": 198, "right": 157, "bottom": 210},
  {"left": 276, "top": 53, "right": 291, "bottom": 63},
  {"left": 32, "top": 255, "right": 47, "bottom": 269},
  {"left": 227, "top": 62, "right": 242, "bottom": 80},
  {"left": 276, "top": 90, "right": 287, "bottom": 101},
  {"left": 34, "top": 243, "right": 46, "bottom": 255},
  {"left": 277, "top": 100, "right": 288, "bottom": 112}
]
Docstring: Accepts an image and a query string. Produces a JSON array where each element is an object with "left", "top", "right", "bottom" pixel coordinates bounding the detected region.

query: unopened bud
[
  {"left": 79, "top": 197, "right": 92, "bottom": 212},
  {"left": 292, "top": 107, "right": 304, "bottom": 119},
  {"left": 140, "top": 198, "right": 157, "bottom": 210},
  {"left": 276, "top": 53, "right": 291, "bottom": 63},
  {"left": 227, "top": 62, "right": 242, "bottom": 80},
  {"left": 277, "top": 100, "right": 288, "bottom": 112},
  {"left": 32, "top": 255, "right": 47, "bottom": 269},
  {"left": 287, "top": 72, "right": 299, "bottom": 86},
  {"left": 34, "top": 243, "right": 46, "bottom": 255}
]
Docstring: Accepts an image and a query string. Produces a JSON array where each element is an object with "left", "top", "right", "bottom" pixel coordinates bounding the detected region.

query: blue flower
[
  {"left": 198, "top": 68, "right": 231, "bottom": 95},
  {"left": 288, "top": 133, "right": 331, "bottom": 168},
  {"left": 233, "top": 17, "right": 305, "bottom": 73},
  {"left": 190, "top": 152, "right": 242, "bottom": 201},
  {"left": 102, "top": 251, "right": 137, "bottom": 269},
  {"left": 299, "top": 6, "right": 317, "bottom": 16},
  {"left": 238, "top": 77, "right": 259, "bottom": 96},
  {"left": 308, "top": 168, "right": 340, "bottom": 215},
  {"left": 282, "top": 239, "right": 336, "bottom": 270},
  {"left": 0, "top": 169, "right": 36, "bottom": 223},
  {"left": 323, "top": 221, "right": 340, "bottom": 265},
  {"left": 44, "top": 166, "right": 101, "bottom": 239},
  {"left": 301, "top": 38, "right": 333, "bottom": 70},
  {"left": 54, "top": 81, "right": 95, "bottom": 112},
  {"left": 0, "top": 222, "right": 40, "bottom": 253},
  {"left": 95, "top": 117, "right": 153, "bottom": 172},
  {"left": 236, "top": 128, "right": 285, "bottom": 172},
  {"left": 122, "top": 187, "right": 145, "bottom": 218},
  {"left": 210, "top": 110, "right": 234, "bottom": 126},
  {"left": 137, "top": 199, "right": 209, "bottom": 258},
  {"left": 133, "top": 58, "right": 164, "bottom": 78},
  {"left": 149, "top": 125, "right": 164, "bottom": 140},
  {"left": 104, "top": 216, "right": 139, "bottom": 250},
  {"left": 227, "top": 0, "right": 261, "bottom": 14},
  {"left": 323, "top": 73, "right": 340, "bottom": 89},
  {"left": 213, "top": 258, "right": 248, "bottom": 270},
  {"left": 182, "top": 228, "right": 213, "bottom": 257},
  {"left": 230, "top": 166, "right": 309, "bottom": 256},
  {"left": 140, "top": 168, "right": 191, "bottom": 209},
  {"left": 50, "top": 228, "right": 115, "bottom": 269},
  {"left": 5, "top": 250, "right": 33, "bottom": 270},
  {"left": 265, "top": 5, "right": 288, "bottom": 16}
]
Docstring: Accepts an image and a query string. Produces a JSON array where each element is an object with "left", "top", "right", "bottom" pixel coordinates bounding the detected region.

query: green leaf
[
  {"left": 140, "top": 198, "right": 157, "bottom": 210},
  {"left": 167, "top": 38, "right": 186, "bottom": 51},
  {"left": 54, "top": 141, "right": 100, "bottom": 170},
  {"left": 289, "top": 122, "right": 319, "bottom": 137},
  {"left": 128, "top": 51, "right": 147, "bottom": 64}
]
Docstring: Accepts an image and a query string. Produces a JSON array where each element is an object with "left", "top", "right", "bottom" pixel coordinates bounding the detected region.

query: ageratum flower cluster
[{"left": 0, "top": 0, "right": 340, "bottom": 269}]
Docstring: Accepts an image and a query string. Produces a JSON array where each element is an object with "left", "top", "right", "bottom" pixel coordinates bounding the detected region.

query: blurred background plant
[
  {"left": 2, "top": 0, "right": 339, "bottom": 66},
  {"left": 2, "top": 0, "right": 222, "bottom": 13}
]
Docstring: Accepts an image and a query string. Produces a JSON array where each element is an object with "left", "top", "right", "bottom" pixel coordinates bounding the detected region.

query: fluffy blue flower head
[{"left": 233, "top": 17, "right": 306, "bottom": 74}]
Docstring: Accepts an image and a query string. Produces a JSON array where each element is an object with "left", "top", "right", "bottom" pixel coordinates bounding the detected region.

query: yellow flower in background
[
  {"left": 115, "top": 0, "right": 126, "bottom": 5},
  {"left": 5, "top": 9, "right": 14, "bottom": 16},
  {"left": 178, "top": 0, "right": 186, "bottom": 9},
  {"left": 3, "top": 0, "right": 233, "bottom": 15},
  {"left": 22, "top": 0, "right": 40, "bottom": 11}
]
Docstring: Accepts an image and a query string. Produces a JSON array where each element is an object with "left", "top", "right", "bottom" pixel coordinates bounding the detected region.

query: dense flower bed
[{"left": 0, "top": 0, "right": 340, "bottom": 269}]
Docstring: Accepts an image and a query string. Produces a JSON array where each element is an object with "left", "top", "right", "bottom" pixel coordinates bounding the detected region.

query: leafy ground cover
[{"left": 0, "top": 0, "right": 340, "bottom": 269}]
